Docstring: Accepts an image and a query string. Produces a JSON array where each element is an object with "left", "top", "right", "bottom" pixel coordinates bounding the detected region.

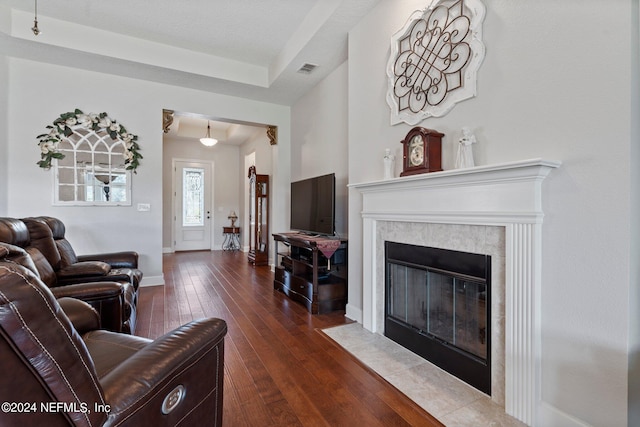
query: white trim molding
[{"left": 349, "top": 158, "right": 560, "bottom": 426}]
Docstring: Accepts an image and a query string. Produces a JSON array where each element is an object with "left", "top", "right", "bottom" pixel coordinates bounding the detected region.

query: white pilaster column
[
  {"left": 362, "top": 217, "right": 377, "bottom": 332},
  {"left": 505, "top": 223, "right": 542, "bottom": 426}
]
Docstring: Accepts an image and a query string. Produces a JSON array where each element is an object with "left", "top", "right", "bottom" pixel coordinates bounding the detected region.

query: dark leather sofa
[
  {"left": 31, "top": 216, "right": 143, "bottom": 287},
  {"left": 0, "top": 217, "right": 138, "bottom": 333},
  {"left": 0, "top": 242, "right": 226, "bottom": 426}
]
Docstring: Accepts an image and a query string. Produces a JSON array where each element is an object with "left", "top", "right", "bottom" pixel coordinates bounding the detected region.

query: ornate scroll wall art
[{"left": 386, "top": 0, "right": 486, "bottom": 125}]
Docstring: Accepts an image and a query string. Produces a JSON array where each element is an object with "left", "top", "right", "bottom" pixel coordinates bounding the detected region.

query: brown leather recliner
[
  {"left": 0, "top": 218, "right": 136, "bottom": 333},
  {"left": 0, "top": 243, "right": 226, "bottom": 427},
  {"left": 21, "top": 217, "right": 140, "bottom": 333},
  {"left": 24, "top": 216, "right": 143, "bottom": 288}
]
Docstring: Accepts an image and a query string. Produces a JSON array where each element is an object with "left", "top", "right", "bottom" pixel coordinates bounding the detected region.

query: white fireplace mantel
[{"left": 349, "top": 158, "right": 560, "bottom": 426}]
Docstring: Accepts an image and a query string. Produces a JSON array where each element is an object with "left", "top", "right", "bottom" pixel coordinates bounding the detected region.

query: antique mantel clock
[{"left": 400, "top": 126, "right": 444, "bottom": 177}]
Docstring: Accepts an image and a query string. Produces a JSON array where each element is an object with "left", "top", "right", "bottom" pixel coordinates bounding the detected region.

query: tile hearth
[{"left": 323, "top": 323, "right": 525, "bottom": 427}]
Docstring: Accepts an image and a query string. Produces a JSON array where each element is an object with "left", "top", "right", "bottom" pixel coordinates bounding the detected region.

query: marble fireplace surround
[{"left": 350, "top": 159, "right": 560, "bottom": 426}]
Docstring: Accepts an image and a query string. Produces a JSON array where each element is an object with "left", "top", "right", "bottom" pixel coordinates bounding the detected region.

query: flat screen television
[{"left": 290, "top": 173, "right": 335, "bottom": 236}]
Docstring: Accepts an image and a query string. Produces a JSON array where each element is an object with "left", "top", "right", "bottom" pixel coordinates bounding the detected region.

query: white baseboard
[
  {"left": 140, "top": 275, "right": 165, "bottom": 287},
  {"left": 537, "top": 401, "right": 590, "bottom": 427},
  {"left": 162, "top": 247, "right": 174, "bottom": 254},
  {"left": 345, "top": 304, "right": 362, "bottom": 323}
]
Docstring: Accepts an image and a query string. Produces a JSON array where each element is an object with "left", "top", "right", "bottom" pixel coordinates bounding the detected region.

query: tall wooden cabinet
[{"left": 248, "top": 166, "right": 269, "bottom": 266}]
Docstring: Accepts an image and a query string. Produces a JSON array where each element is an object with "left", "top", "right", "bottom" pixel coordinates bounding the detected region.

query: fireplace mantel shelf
[
  {"left": 349, "top": 158, "right": 561, "bottom": 226},
  {"left": 349, "top": 158, "right": 561, "bottom": 191}
]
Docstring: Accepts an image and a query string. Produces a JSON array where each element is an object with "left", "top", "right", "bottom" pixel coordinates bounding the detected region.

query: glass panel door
[
  {"left": 174, "top": 161, "right": 212, "bottom": 251},
  {"left": 453, "top": 280, "right": 487, "bottom": 359},
  {"left": 387, "top": 263, "right": 428, "bottom": 330},
  {"left": 427, "top": 271, "right": 455, "bottom": 343},
  {"left": 386, "top": 262, "right": 487, "bottom": 359}
]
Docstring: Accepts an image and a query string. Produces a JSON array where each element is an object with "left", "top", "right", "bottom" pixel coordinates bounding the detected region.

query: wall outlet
[{"left": 137, "top": 203, "right": 151, "bottom": 211}]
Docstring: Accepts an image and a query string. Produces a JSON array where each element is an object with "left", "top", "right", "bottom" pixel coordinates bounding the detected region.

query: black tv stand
[{"left": 273, "top": 233, "right": 347, "bottom": 314}]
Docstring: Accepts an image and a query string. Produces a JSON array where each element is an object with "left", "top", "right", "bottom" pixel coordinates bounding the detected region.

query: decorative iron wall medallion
[{"left": 387, "top": 0, "right": 486, "bottom": 125}]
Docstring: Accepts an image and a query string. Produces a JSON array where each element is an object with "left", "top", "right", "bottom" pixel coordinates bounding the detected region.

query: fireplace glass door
[
  {"left": 384, "top": 241, "right": 491, "bottom": 394},
  {"left": 387, "top": 263, "right": 486, "bottom": 361}
]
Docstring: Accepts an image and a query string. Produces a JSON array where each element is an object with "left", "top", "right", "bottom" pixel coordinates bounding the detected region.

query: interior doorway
[
  {"left": 173, "top": 159, "right": 213, "bottom": 251},
  {"left": 243, "top": 152, "right": 256, "bottom": 251},
  {"left": 162, "top": 110, "right": 275, "bottom": 254}
]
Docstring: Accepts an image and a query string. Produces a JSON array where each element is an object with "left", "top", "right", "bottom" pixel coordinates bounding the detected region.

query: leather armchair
[
  {"left": 25, "top": 216, "right": 143, "bottom": 287},
  {"left": 0, "top": 243, "right": 226, "bottom": 427},
  {"left": 0, "top": 218, "right": 135, "bottom": 333}
]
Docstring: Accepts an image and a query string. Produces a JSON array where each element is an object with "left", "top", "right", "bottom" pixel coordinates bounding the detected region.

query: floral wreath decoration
[{"left": 37, "top": 109, "right": 142, "bottom": 173}]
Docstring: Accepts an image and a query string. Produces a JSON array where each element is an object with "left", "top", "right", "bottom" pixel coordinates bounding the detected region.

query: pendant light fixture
[
  {"left": 200, "top": 121, "right": 218, "bottom": 147},
  {"left": 31, "top": 0, "right": 41, "bottom": 36}
]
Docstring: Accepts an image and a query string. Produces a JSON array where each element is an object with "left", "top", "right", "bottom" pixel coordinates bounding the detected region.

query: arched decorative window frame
[
  {"left": 36, "top": 109, "right": 141, "bottom": 206},
  {"left": 51, "top": 125, "right": 133, "bottom": 206}
]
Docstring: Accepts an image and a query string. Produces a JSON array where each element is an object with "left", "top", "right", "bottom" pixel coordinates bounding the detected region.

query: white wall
[
  {"left": 0, "top": 54, "right": 7, "bottom": 215},
  {"left": 343, "top": 1, "right": 637, "bottom": 426},
  {"left": 628, "top": 2, "right": 640, "bottom": 424},
  {"left": 242, "top": 151, "right": 255, "bottom": 251},
  {"left": 4, "top": 57, "right": 290, "bottom": 286},
  {"left": 291, "top": 61, "right": 349, "bottom": 237},
  {"left": 162, "top": 137, "right": 241, "bottom": 250}
]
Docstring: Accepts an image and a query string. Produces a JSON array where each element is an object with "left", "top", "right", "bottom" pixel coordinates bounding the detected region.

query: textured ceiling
[
  {"left": 2, "top": 0, "right": 316, "bottom": 66},
  {"left": 0, "top": 0, "right": 383, "bottom": 105},
  {"left": 0, "top": 0, "right": 383, "bottom": 144}
]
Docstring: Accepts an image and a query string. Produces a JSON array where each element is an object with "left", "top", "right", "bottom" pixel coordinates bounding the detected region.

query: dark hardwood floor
[{"left": 135, "top": 250, "right": 443, "bottom": 427}]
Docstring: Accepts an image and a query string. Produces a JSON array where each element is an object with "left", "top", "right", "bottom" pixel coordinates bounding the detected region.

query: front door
[{"left": 174, "top": 160, "right": 212, "bottom": 251}]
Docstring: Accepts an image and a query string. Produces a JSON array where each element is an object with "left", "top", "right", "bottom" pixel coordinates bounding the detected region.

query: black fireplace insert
[{"left": 385, "top": 241, "right": 491, "bottom": 395}]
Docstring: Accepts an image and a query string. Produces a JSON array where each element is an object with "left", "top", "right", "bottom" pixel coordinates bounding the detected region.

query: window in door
[{"left": 183, "top": 167, "right": 205, "bottom": 226}]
